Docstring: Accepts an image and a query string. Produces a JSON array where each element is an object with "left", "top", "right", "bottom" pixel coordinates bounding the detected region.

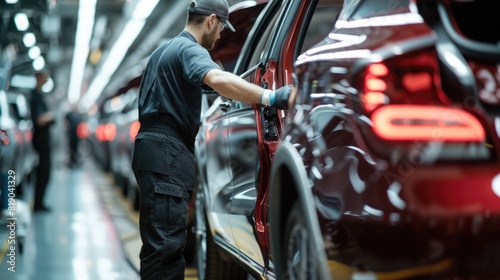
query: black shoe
[{"left": 33, "top": 205, "right": 51, "bottom": 212}]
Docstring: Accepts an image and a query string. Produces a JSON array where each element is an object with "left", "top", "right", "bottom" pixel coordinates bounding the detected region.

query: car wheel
[
  {"left": 284, "top": 201, "right": 322, "bottom": 280},
  {"left": 195, "top": 189, "right": 247, "bottom": 280}
]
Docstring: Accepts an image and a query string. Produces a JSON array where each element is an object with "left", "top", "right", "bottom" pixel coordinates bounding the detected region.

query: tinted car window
[
  {"left": 247, "top": 2, "right": 287, "bottom": 69},
  {"left": 232, "top": 1, "right": 288, "bottom": 109},
  {"left": 211, "top": 3, "right": 268, "bottom": 73},
  {"left": 300, "top": 4, "right": 342, "bottom": 54}
]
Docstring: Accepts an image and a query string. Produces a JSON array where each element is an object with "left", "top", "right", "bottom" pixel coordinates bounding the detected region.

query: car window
[
  {"left": 210, "top": 3, "right": 267, "bottom": 73},
  {"left": 300, "top": 3, "right": 342, "bottom": 55},
  {"left": 247, "top": 6, "right": 284, "bottom": 68},
  {"left": 231, "top": 1, "right": 288, "bottom": 109},
  {"left": 235, "top": 0, "right": 288, "bottom": 75},
  {"left": 348, "top": 0, "right": 410, "bottom": 20}
]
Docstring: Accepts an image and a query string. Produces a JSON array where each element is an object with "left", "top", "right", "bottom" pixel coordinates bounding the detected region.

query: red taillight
[
  {"left": 367, "top": 64, "right": 388, "bottom": 76},
  {"left": 96, "top": 123, "right": 116, "bottom": 142},
  {"left": 402, "top": 72, "right": 432, "bottom": 93},
  {"left": 95, "top": 125, "right": 105, "bottom": 141},
  {"left": 372, "top": 105, "right": 485, "bottom": 142},
  {"left": 360, "top": 49, "right": 486, "bottom": 143},
  {"left": 15, "top": 130, "right": 22, "bottom": 143},
  {"left": 104, "top": 123, "right": 116, "bottom": 141},
  {"left": 25, "top": 130, "right": 32, "bottom": 142},
  {"left": 129, "top": 121, "right": 140, "bottom": 142},
  {"left": 0, "top": 129, "right": 10, "bottom": 145},
  {"left": 77, "top": 123, "right": 90, "bottom": 139}
]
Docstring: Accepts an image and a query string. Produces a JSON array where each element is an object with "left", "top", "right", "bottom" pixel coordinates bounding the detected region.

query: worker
[{"left": 132, "top": 0, "right": 291, "bottom": 278}]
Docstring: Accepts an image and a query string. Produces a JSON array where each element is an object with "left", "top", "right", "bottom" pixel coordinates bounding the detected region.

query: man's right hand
[{"left": 270, "top": 86, "right": 291, "bottom": 110}]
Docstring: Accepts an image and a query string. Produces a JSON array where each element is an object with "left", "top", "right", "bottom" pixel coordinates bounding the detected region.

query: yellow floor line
[{"left": 0, "top": 238, "right": 9, "bottom": 264}]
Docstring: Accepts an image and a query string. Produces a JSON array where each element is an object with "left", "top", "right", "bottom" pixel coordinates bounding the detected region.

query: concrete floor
[{"left": 0, "top": 149, "right": 199, "bottom": 279}]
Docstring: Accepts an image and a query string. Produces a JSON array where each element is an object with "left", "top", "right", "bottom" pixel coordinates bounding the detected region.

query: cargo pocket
[
  {"left": 153, "top": 182, "right": 188, "bottom": 226},
  {"left": 168, "top": 137, "right": 196, "bottom": 189}
]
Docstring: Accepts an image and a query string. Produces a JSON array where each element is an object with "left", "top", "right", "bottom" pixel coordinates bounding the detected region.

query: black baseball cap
[{"left": 187, "top": 0, "right": 236, "bottom": 32}]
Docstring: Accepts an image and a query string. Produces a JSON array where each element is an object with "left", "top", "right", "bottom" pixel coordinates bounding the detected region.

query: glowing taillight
[
  {"left": 129, "top": 121, "right": 140, "bottom": 142},
  {"left": 402, "top": 72, "right": 432, "bottom": 93},
  {"left": 362, "top": 92, "right": 388, "bottom": 112},
  {"left": 104, "top": 123, "right": 116, "bottom": 142},
  {"left": 371, "top": 105, "right": 485, "bottom": 142},
  {"left": 15, "top": 130, "right": 22, "bottom": 143},
  {"left": 359, "top": 49, "right": 487, "bottom": 145},
  {"left": 95, "top": 125, "right": 105, "bottom": 141},
  {"left": 96, "top": 123, "right": 116, "bottom": 142},
  {"left": 363, "top": 63, "right": 390, "bottom": 112},
  {"left": 367, "top": 64, "right": 388, "bottom": 76},
  {"left": 366, "top": 78, "right": 387, "bottom": 91},
  {"left": 25, "top": 130, "right": 32, "bottom": 142},
  {"left": 77, "top": 123, "right": 90, "bottom": 139},
  {"left": 0, "top": 130, "right": 10, "bottom": 145}
]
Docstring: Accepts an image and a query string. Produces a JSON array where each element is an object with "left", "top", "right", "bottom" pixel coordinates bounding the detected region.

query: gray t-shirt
[{"left": 138, "top": 31, "right": 220, "bottom": 147}]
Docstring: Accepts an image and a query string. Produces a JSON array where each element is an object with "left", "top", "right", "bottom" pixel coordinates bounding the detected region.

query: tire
[
  {"left": 195, "top": 188, "right": 247, "bottom": 280},
  {"left": 283, "top": 201, "right": 323, "bottom": 280}
]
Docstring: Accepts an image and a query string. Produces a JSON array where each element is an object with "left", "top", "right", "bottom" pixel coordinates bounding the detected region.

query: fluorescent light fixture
[
  {"left": 132, "top": 0, "right": 159, "bottom": 19},
  {"left": 67, "top": 0, "right": 97, "bottom": 104},
  {"left": 82, "top": 20, "right": 146, "bottom": 109},
  {"left": 14, "top": 13, "right": 29, "bottom": 31},
  {"left": 23, "top": 32, "right": 36, "bottom": 48},
  {"left": 11, "top": 75, "right": 36, "bottom": 89},
  {"left": 32, "top": 56, "right": 45, "bottom": 71},
  {"left": 81, "top": 0, "right": 159, "bottom": 109},
  {"left": 28, "top": 46, "right": 41, "bottom": 59},
  {"left": 6, "top": 0, "right": 19, "bottom": 4},
  {"left": 42, "top": 77, "right": 54, "bottom": 93}
]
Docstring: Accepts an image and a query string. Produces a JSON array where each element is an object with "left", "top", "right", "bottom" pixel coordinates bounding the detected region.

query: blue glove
[{"left": 269, "top": 86, "right": 291, "bottom": 110}]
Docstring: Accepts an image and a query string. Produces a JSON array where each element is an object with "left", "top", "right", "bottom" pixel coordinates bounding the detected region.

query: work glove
[{"left": 261, "top": 86, "right": 291, "bottom": 110}]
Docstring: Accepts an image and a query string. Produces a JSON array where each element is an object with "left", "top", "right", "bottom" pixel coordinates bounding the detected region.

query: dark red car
[
  {"left": 196, "top": 0, "right": 500, "bottom": 279},
  {"left": 195, "top": 0, "right": 341, "bottom": 279}
]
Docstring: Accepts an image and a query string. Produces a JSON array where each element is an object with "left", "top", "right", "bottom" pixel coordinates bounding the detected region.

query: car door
[
  {"left": 228, "top": 0, "right": 344, "bottom": 274},
  {"left": 226, "top": 0, "right": 291, "bottom": 272},
  {"left": 196, "top": 1, "right": 270, "bottom": 256}
]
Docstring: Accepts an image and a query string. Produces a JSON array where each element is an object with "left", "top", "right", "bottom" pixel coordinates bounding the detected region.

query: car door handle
[{"left": 219, "top": 101, "right": 231, "bottom": 112}]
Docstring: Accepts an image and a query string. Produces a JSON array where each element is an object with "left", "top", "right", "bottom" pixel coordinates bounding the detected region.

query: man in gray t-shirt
[{"left": 132, "top": 0, "right": 291, "bottom": 279}]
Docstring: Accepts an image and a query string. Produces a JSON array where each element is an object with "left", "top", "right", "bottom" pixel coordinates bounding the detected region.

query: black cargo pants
[{"left": 132, "top": 131, "right": 195, "bottom": 280}]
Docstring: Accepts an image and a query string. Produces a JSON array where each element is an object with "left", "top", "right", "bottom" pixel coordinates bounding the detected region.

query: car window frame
[
  {"left": 228, "top": 0, "right": 289, "bottom": 110},
  {"left": 233, "top": 0, "right": 287, "bottom": 76}
]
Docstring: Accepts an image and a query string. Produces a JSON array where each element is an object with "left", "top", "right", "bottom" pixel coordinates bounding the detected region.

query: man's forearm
[{"left": 203, "top": 69, "right": 264, "bottom": 103}]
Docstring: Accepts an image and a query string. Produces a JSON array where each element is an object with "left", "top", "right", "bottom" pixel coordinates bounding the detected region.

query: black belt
[{"left": 139, "top": 122, "right": 193, "bottom": 151}]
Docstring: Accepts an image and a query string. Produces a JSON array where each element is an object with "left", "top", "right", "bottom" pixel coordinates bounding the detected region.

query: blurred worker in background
[
  {"left": 65, "top": 104, "right": 82, "bottom": 168},
  {"left": 30, "top": 70, "right": 55, "bottom": 212}
]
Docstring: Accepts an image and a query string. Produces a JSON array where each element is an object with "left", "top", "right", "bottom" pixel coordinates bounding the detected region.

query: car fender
[{"left": 269, "top": 140, "right": 331, "bottom": 280}]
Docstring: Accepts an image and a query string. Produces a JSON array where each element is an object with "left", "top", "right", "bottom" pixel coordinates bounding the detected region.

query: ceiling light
[
  {"left": 81, "top": 0, "right": 160, "bottom": 109},
  {"left": 132, "top": 0, "right": 159, "bottom": 19},
  {"left": 14, "top": 13, "right": 29, "bottom": 31},
  {"left": 67, "top": 0, "right": 97, "bottom": 104},
  {"left": 28, "top": 46, "right": 41, "bottom": 59},
  {"left": 33, "top": 56, "right": 45, "bottom": 71},
  {"left": 42, "top": 77, "right": 54, "bottom": 93},
  {"left": 81, "top": 20, "right": 146, "bottom": 109},
  {"left": 6, "top": 0, "right": 19, "bottom": 4},
  {"left": 23, "top": 32, "right": 36, "bottom": 48}
]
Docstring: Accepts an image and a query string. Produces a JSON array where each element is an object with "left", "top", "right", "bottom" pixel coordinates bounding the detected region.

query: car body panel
[
  {"left": 198, "top": 0, "right": 500, "bottom": 279},
  {"left": 270, "top": 0, "right": 500, "bottom": 278}
]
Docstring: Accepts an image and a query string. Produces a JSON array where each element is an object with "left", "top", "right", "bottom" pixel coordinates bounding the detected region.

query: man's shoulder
[{"left": 171, "top": 34, "right": 199, "bottom": 50}]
